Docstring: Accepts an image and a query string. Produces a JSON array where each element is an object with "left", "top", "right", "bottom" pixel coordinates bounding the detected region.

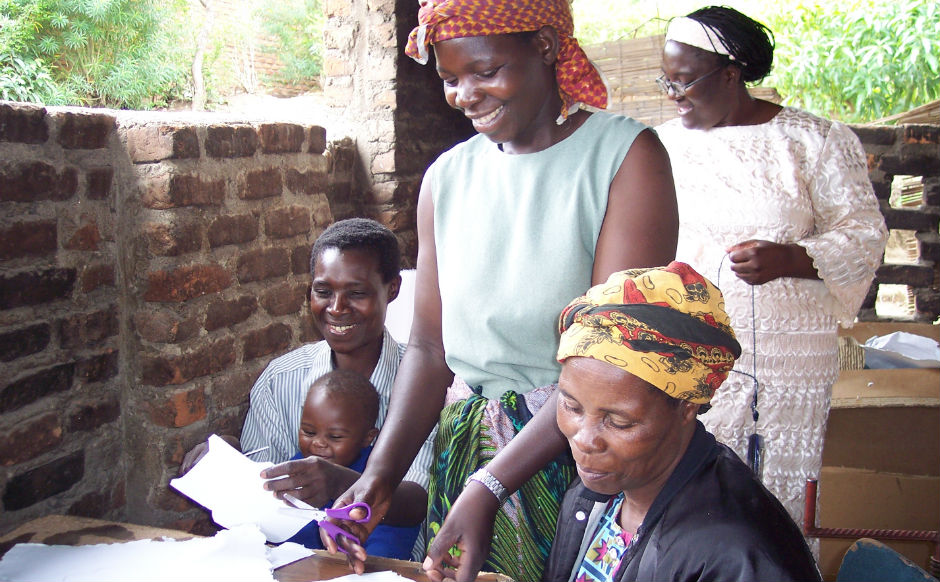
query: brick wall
[
  {"left": 853, "top": 124, "right": 940, "bottom": 322},
  {"left": 0, "top": 101, "right": 364, "bottom": 534},
  {"left": 320, "top": 0, "right": 473, "bottom": 262},
  {"left": 1, "top": 1, "right": 937, "bottom": 538}
]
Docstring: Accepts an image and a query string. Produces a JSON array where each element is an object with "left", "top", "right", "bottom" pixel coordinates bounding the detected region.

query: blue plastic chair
[{"left": 836, "top": 538, "right": 935, "bottom": 582}]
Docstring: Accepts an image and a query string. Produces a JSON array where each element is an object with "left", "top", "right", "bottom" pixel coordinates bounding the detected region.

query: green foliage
[
  {"left": 572, "top": 0, "right": 939, "bottom": 122},
  {"left": 258, "top": 0, "right": 324, "bottom": 87},
  {"left": 0, "top": 51, "right": 69, "bottom": 103},
  {"left": 0, "top": 0, "right": 192, "bottom": 109},
  {"left": 766, "top": 0, "right": 940, "bottom": 122}
]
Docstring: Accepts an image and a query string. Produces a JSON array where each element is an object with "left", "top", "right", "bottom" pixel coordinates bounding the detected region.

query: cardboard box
[
  {"left": 816, "top": 467, "right": 939, "bottom": 580},
  {"left": 816, "top": 322, "right": 939, "bottom": 580}
]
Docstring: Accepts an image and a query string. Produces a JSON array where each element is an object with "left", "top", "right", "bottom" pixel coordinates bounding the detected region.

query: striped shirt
[{"left": 240, "top": 328, "right": 435, "bottom": 489}]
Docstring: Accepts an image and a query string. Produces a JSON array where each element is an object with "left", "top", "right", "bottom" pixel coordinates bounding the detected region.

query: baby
[{"left": 286, "top": 369, "right": 422, "bottom": 560}]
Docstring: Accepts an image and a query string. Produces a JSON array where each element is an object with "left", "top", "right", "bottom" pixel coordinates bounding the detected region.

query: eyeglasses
[{"left": 656, "top": 66, "right": 725, "bottom": 98}]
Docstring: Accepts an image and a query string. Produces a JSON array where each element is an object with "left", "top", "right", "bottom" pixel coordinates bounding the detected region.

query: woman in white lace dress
[{"left": 655, "top": 6, "right": 887, "bottom": 530}]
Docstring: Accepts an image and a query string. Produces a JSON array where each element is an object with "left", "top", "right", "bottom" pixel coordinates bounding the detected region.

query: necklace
[{"left": 717, "top": 254, "right": 764, "bottom": 481}]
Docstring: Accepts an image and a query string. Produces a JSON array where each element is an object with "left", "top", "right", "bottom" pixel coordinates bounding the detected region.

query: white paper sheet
[
  {"left": 169, "top": 434, "right": 315, "bottom": 543},
  {"left": 0, "top": 525, "right": 280, "bottom": 582},
  {"left": 324, "top": 572, "right": 415, "bottom": 582},
  {"left": 863, "top": 331, "right": 940, "bottom": 368}
]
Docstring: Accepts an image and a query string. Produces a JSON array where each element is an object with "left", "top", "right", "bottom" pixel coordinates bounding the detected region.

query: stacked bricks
[
  {"left": 851, "top": 124, "right": 940, "bottom": 322},
  {"left": 119, "top": 115, "right": 339, "bottom": 530},
  {"left": 1, "top": 103, "right": 124, "bottom": 526},
  {"left": 321, "top": 0, "right": 476, "bottom": 263},
  {"left": 0, "top": 100, "right": 363, "bottom": 536}
]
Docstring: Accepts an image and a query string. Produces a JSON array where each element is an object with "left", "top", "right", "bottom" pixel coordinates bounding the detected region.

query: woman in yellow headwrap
[
  {"left": 329, "top": 1, "right": 678, "bottom": 579},
  {"left": 544, "top": 263, "right": 819, "bottom": 581}
]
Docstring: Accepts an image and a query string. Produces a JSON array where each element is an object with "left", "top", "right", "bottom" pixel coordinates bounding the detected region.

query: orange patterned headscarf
[
  {"left": 557, "top": 262, "right": 741, "bottom": 404},
  {"left": 404, "top": 0, "right": 608, "bottom": 118}
]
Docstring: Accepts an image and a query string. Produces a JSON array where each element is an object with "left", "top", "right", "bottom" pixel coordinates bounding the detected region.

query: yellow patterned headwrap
[
  {"left": 557, "top": 262, "right": 740, "bottom": 404},
  {"left": 404, "top": 0, "right": 608, "bottom": 118}
]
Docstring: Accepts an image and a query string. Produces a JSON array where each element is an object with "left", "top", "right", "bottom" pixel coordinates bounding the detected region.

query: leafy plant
[
  {"left": 257, "top": 0, "right": 324, "bottom": 88},
  {"left": 0, "top": 0, "right": 192, "bottom": 109},
  {"left": 0, "top": 51, "right": 69, "bottom": 103},
  {"left": 766, "top": 0, "right": 940, "bottom": 122}
]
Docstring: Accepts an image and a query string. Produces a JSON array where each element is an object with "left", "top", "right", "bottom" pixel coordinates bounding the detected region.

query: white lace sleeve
[{"left": 798, "top": 122, "right": 887, "bottom": 326}]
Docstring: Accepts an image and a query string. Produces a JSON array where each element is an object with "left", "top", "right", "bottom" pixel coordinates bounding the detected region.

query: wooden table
[{"left": 0, "top": 515, "right": 512, "bottom": 581}]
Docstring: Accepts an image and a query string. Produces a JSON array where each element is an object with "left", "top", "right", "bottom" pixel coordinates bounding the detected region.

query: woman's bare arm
[
  {"left": 326, "top": 172, "right": 454, "bottom": 570},
  {"left": 423, "top": 127, "right": 679, "bottom": 582}
]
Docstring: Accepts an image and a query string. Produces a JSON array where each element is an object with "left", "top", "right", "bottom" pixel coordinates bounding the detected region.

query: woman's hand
[
  {"left": 423, "top": 482, "right": 499, "bottom": 582},
  {"left": 260, "top": 456, "right": 359, "bottom": 509},
  {"left": 727, "top": 239, "right": 818, "bottom": 285},
  {"left": 178, "top": 442, "right": 208, "bottom": 476},
  {"left": 178, "top": 435, "right": 240, "bottom": 476},
  {"left": 323, "top": 472, "right": 397, "bottom": 574}
]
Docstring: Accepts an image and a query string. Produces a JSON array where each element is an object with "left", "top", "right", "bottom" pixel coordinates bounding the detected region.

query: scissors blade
[{"left": 282, "top": 493, "right": 328, "bottom": 520}]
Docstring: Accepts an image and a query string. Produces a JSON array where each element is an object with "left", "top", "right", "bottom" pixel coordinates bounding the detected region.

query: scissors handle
[
  {"left": 323, "top": 501, "right": 371, "bottom": 523},
  {"left": 318, "top": 520, "right": 361, "bottom": 555}
]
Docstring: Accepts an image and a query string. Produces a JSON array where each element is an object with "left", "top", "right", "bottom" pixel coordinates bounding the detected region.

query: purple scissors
[{"left": 284, "top": 493, "right": 371, "bottom": 554}]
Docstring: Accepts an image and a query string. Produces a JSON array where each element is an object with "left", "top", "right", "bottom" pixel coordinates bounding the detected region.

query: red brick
[
  {"left": 0, "top": 363, "right": 74, "bottom": 414},
  {"left": 207, "top": 214, "right": 258, "bottom": 248},
  {"left": 85, "top": 167, "right": 113, "bottom": 200},
  {"left": 285, "top": 168, "right": 328, "bottom": 196},
  {"left": 142, "top": 221, "right": 203, "bottom": 256},
  {"left": 0, "top": 414, "right": 62, "bottom": 466},
  {"left": 155, "top": 485, "right": 197, "bottom": 512},
  {"left": 211, "top": 365, "right": 262, "bottom": 409},
  {"left": 148, "top": 386, "right": 208, "bottom": 428},
  {"left": 134, "top": 310, "right": 200, "bottom": 344},
  {"left": 142, "top": 174, "right": 226, "bottom": 209},
  {"left": 259, "top": 282, "right": 308, "bottom": 316},
  {"left": 328, "top": 139, "right": 356, "bottom": 173},
  {"left": 0, "top": 161, "right": 78, "bottom": 202},
  {"left": 0, "top": 323, "right": 50, "bottom": 362},
  {"left": 67, "top": 480, "right": 124, "bottom": 519},
  {"left": 0, "top": 219, "right": 57, "bottom": 260},
  {"left": 67, "top": 397, "right": 120, "bottom": 432},
  {"left": 292, "top": 244, "right": 313, "bottom": 275},
  {"left": 170, "top": 515, "right": 221, "bottom": 537},
  {"left": 64, "top": 219, "right": 101, "bottom": 251},
  {"left": 904, "top": 125, "right": 939, "bottom": 145},
  {"left": 264, "top": 206, "right": 311, "bottom": 239},
  {"left": 143, "top": 264, "right": 232, "bottom": 303},
  {"left": 309, "top": 126, "right": 327, "bottom": 154},
  {"left": 2, "top": 451, "right": 84, "bottom": 510},
  {"left": 0, "top": 267, "right": 76, "bottom": 309},
  {"left": 236, "top": 247, "right": 290, "bottom": 283},
  {"left": 59, "top": 309, "right": 118, "bottom": 349},
  {"left": 259, "top": 123, "right": 305, "bottom": 153},
  {"left": 80, "top": 263, "right": 115, "bottom": 293},
  {"left": 125, "top": 125, "right": 199, "bottom": 162},
  {"left": 204, "top": 295, "right": 258, "bottom": 331},
  {"left": 56, "top": 111, "right": 114, "bottom": 150},
  {"left": 241, "top": 168, "right": 282, "bottom": 200},
  {"left": 0, "top": 102, "right": 48, "bottom": 144},
  {"left": 243, "top": 323, "right": 292, "bottom": 362},
  {"left": 205, "top": 125, "right": 258, "bottom": 158},
  {"left": 140, "top": 338, "right": 236, "bottom": 386},
  {"left": 76, "top": 351, "right": 119, "bottom": 383},
  {"left": 378, "top": 208, "right": 413, "bottom": 232}
]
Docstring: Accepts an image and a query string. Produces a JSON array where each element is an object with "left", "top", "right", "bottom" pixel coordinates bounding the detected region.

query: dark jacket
[{"left": 543, "top": 422, "right": 821, "bottom": 582}]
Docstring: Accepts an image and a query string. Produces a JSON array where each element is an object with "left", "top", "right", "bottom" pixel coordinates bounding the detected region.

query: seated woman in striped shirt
[{"left": 179, "top": 218, "right": 434, "bottom": 556}]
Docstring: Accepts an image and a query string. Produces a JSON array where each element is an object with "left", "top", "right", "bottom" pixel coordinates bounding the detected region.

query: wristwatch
[{"left": 466, "top": 467, "right": 510, "bottom": 505}]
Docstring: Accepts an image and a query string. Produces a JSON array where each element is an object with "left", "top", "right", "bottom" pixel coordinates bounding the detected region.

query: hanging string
[{"left": 717, "top": 253, "right": 764, "bottom": 480}]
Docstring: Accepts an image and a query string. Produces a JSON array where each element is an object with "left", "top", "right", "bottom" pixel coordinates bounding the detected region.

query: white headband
[{"left": 665, "top": 17, "right": 733, "bottom": 58}]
